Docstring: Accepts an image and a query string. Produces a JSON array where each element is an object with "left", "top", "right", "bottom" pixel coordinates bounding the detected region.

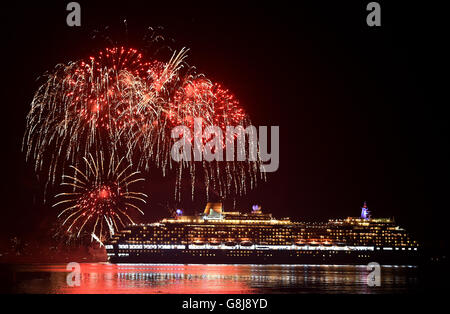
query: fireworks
[
  {"left": 23, "top": 47, "right": 187, "bottom": 185},
  {"left": 53, "top": 153, "right": 147, "bottom": 241},
  {"left": 127, "top": 75, "right": 262, "bottom": 200},
  {"left": 168, "top": 79, "right": 247, "bottom": 130},
  {"left": 24, "top": 42, "right": 265, "bottom": 241}
]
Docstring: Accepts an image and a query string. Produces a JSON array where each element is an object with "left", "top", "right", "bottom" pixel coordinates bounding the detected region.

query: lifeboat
[
  {"left": 295, "top": 240, "right": 306, "bottom": 246},
  {"left": 225, "top": 240, "right": 236, "bottom": 246},
  {"left": 240, "top": 240, "right": 253, "bottom": 246},
  {"left": 193, "top": 239, "right": 205, "bottom": 245},
  {"left": 308, "top": 239, "right": 319, "bottom": 246},
  {"left": 209, "top": 239, "right": 221, "bottom": 245},
  {"left": 320, "top": 239, "right": 333, "bottom": 246}
]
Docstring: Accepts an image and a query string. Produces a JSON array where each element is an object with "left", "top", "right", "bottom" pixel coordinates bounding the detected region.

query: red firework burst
[{"left": 53, "top": 153, "right": 147, "bottom": 241}]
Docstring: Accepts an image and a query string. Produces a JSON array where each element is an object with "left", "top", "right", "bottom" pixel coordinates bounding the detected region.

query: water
[{"left": 1, "top": 263, "right": 421, "bottom": 294}]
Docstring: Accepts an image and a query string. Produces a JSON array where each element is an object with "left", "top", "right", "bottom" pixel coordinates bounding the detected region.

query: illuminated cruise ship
[{"left": 105, "top": 202, "right": 420, "bottom": 264}]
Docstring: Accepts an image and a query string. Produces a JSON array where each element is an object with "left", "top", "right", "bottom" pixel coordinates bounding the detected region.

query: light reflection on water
[{"left": 6, "top": 263, "right": 420, "bottom": 294}]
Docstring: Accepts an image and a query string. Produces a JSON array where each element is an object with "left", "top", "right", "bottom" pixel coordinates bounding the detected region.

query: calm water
[{"left": 2, "top": 263, "right": 421, "bottom": 294}]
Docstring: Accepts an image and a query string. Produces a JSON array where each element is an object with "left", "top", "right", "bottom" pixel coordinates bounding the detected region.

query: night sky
[{"left": 1, "top": 1, "right": 447, "bottom": 252}]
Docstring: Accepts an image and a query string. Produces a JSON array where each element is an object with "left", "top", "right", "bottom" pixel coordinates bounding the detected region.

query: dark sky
[{"left": 0, "top": 1, "right": 447, "bottom": 251}]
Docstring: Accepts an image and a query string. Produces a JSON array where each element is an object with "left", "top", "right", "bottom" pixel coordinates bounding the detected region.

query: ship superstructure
[{"left": 105, "top": 202, "right": 419, "bottom": 264}]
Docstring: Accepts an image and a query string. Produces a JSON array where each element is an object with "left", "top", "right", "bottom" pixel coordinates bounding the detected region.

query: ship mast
[{"left": 361, "top": 201, "right": 371, "bottom": 220}]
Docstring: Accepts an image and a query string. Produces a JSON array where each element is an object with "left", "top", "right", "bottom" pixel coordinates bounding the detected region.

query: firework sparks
[
  {"left": 53, "top": 153, "right": 147, "bottom": 241},
  {"left": 24, "top": 43, "right": 264, "bottom": 206},
  {"left": 23, "top": 47, "right": 186, "bottom": 185},
  {"left": 168, "top": 79, "right": 247, "bottom": 130}
]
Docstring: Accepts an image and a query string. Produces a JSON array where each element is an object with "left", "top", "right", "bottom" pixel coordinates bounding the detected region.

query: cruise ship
[{"left": 105, "top": 202, "right": 420, "bottom": 264}]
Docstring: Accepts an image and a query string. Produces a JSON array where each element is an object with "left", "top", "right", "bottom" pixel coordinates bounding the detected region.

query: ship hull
[{"left": 107, "top": 248, "right": 420, "bottom": 265}]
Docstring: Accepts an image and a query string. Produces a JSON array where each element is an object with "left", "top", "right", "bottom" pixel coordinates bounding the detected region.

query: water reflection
[{"left": 6, "top": 263, "right": 420, "bottom": 294}]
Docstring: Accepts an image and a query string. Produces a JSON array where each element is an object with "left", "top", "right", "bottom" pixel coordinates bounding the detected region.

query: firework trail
[{"left": 53, "top": 153, "right": 147, "bottom": 242}]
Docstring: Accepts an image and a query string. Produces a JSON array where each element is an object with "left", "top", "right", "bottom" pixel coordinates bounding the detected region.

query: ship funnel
[
  {"left": 361, "top": 201, "right": 371, "bottom": 220},
  {"left": 204, "top": 202, "right": 223, "bottom": 216}
]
